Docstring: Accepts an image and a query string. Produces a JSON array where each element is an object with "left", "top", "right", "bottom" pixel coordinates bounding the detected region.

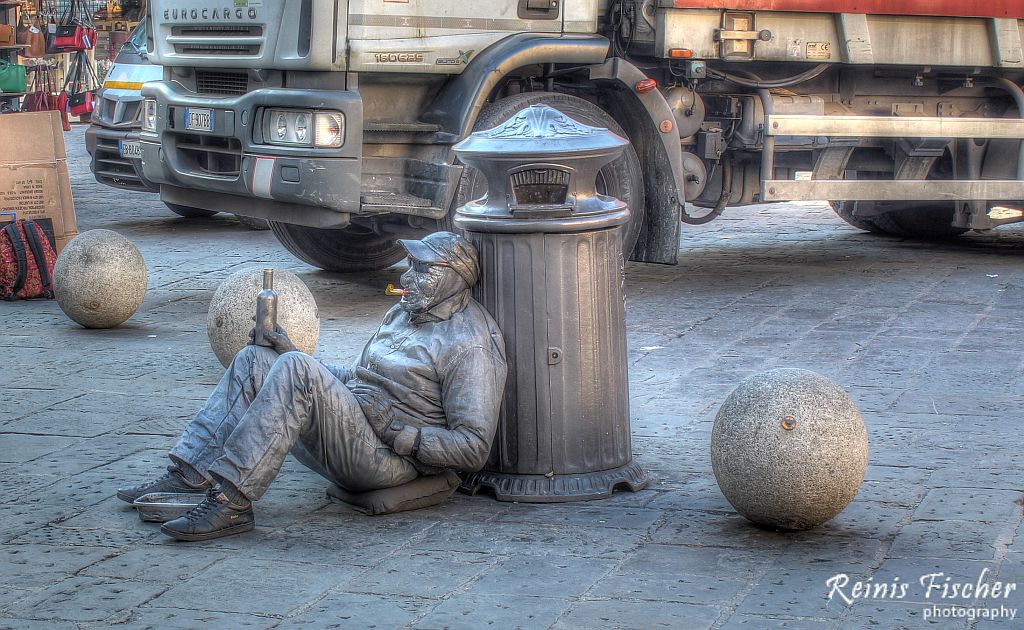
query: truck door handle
[{"left": 519, "top": 0, "right": 559, "bottom": 20}]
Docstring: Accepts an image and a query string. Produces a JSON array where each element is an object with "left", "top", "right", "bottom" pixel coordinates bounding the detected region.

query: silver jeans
[{"left": 170, "top": 346, "right": 419, "bottom": 500}]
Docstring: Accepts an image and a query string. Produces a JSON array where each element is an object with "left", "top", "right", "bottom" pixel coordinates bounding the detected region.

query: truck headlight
[
  {"left": 142, "top": 99, "right": 157, "bottom": 132},
  {"left": 263, "top": 109, "right": 344, "bottom": 148},
  {"left": 314, "top": 112, "right": 344, "bottom": 148}
]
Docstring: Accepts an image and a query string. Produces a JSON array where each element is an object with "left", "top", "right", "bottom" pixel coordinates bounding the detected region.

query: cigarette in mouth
[{"left": 385, "top": 283, "right": 408, "bottom": 296}]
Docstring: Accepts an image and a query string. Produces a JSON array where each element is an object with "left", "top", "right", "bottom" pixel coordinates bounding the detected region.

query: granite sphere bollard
[
  {"left": 710, "top": 368, "right": 868, "bottom": 531},
  {"left": 53, "top": 230, "right": 148, "bottom": 329},
  {"left": 207, "top": 267, "right": 321, "bottom": 367}
]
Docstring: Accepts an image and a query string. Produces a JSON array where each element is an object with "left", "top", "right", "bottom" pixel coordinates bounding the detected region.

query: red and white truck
[{"left": 138, "top": 0, "right": 1024, "bottom": 269}]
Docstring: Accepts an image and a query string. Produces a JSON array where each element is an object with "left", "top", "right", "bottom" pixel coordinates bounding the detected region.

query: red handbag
[
  {"left": 52, "top": 0, "right": 96, "bottom": 52},
  {"left": 53, "top": 25, "right": 96, "bottom": 52},
  {"left": 23, "top": 65, "right": 59, "bottom": 114},
  {"left": 56, "top": 90, "right": 71, "bottom": 131},
  {"left": 58, "top": 52, "right": 97, "bottom": 125},
  {"left": 68, "top": 90, "right": 95, "bottom": 116}
]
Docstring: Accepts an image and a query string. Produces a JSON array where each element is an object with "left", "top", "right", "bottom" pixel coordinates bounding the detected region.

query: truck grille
[
  {"left": 170, "top": 25, "right": 263, "bottom": 56},
  {"left": 195, "top": 70, "right": 249, "bottom": 96},
  {"left": 175, "top": 133, "right": 243, "bottom": 178},
  {"left": 92, "top": 136, "right": 151, "bottom": 192}
]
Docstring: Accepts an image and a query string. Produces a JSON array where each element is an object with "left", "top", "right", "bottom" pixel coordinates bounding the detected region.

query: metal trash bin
[{"left": 455, "top": 105, "right": 649, "bottom": 502}]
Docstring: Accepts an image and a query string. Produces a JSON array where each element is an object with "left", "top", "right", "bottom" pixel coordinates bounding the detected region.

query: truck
[
  {"left": 87, "top": 22, "right": 269, "bottom": 230},
  {"left": 137, "top": 0, "right": 1024, "bottom": 271}
]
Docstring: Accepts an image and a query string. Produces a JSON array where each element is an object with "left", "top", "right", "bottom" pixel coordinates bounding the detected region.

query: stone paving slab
[
  {"left": 0, "top": 126, "right": 1021, "bottom": 627},
  {"left": 413, "top": 593, "right": 570, "bottom": 630}
]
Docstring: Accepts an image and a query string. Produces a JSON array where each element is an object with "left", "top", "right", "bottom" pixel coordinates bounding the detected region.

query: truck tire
[
  {"left": 829, "top": 201, "right": 883, "bottom": 233},
  {"left": 165, "top": 202, "right": 217, "bottom": 219},
  {"left": 868, "top": 203, "right": 969, "bottom": 238},
  {"left": 833, "top": 163, "right": 968, "bottom": 238},
  {"left": 832, "top": 200, "right": 967, "bottom": 238},
  {"left": 235, "top": 214, "right": 270, "bottom": 231},
  {"left": 269, "top": 222, "right": 406, "bottom": 272},
  {"left": 453, "top": 92, "right": 646, "bottom": 254}
]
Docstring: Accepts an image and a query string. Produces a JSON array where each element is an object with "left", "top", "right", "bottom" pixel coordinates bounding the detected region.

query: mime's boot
[
  {"left": 116, "top": 465, "right": 213, "bottom": 504},
  {"left": 160, "top": 488, "right": 255, "bottom": 542}
]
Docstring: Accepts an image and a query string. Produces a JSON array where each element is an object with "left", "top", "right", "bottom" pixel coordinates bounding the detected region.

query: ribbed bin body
[
  {"left": 480, "top": 227, "right": 629, "bottom": 463},
  {"left": 460, "top": 224, "right": 648, "bottom": 501},
  {"left": 453, "top": 104, "right": 649, "bottom": 502}
]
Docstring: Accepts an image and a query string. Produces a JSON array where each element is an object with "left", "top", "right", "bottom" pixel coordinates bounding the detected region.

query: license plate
[
  {"left": 184, "top": 107, "right": 214, "bottom": 132},
  {"left": 119, "top": 140, "right": 142, "bottom": 159}
]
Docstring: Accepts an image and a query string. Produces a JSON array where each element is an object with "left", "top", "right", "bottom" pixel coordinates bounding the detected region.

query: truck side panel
[
  {"left": 656, "top": 9, "right": 1024, "bottom": 68},
  {"left": 668, "top": 1, "right": 1024, "bottom": 19}
]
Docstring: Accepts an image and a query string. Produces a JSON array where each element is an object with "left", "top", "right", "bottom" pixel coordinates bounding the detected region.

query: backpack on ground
[{"left": 0, "top": 219, "right": 57, "bottom": 300}]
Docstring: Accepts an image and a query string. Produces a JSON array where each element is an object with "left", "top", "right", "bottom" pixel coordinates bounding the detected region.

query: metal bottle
[{"left": 254, "top": 268, "right": 278, "bottom": 346}]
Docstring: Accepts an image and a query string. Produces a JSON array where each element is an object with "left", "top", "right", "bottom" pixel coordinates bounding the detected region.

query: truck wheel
[
  {"left": 834, "top": 160, "right": 969, "bottom": 238},
  {"left": 869, "top": 203, "right": 969, "bottom": 238},
  {"left": 165, "top": 202, "right": 217, "bottom": 218},
  {"left": 832, "top": 200, "right": 967, "bottom": 237},
  {"left": 235, "top": 214, "right": 270, "bottom": 231},
  {"left": 269, "top": 222, "right": 406, "bottom": 272},
  {"left": 453, "top": 92, "right": 646, "bottom": 255},
  {"left": 829, "top": 201, "right": 883, "bottom": 233}
]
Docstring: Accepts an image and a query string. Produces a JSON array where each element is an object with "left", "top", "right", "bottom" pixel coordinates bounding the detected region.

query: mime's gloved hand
[
  {"left": 248, "top": 323, "right": 299, "bottom": 355},
  {"left": 379, "top": 419, "right": 420, "bottom": 457},
  {"left": 349, "top": 384, "right": 420, "bottom": 456},
  {"left": 349, "top": 383, "right": 394, "bottom": 436}
]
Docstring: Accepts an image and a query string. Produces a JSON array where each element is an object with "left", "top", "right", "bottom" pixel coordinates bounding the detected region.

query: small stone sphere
[
  {"left": 53, "top": 230, "right": 148, "bottom": 329},
  {"left": 710, "top": 368, "right": 868, "bottom": 531},
  {"left": 207, "top": 267, "right": 320, "bottom": 367}
]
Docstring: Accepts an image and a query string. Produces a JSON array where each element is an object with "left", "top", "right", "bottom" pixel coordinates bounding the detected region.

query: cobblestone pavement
[{"left": 1, "top": 124, "right": 1022, "bottom": 629}]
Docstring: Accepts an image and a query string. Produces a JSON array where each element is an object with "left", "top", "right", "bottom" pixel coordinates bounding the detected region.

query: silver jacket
[{"left": 338, "top": 295, "right": 507, "bottom": 472}]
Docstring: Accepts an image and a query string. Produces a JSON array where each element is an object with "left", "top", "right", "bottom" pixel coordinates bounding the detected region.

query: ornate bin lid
[
  {"left": 454, "top": 104, "right": 630, "bottom": 160},
  {"left": 453, "top": 105, "right": 631, "bottom": 230}
]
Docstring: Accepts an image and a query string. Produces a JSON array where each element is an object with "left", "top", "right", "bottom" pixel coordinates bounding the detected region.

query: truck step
[
  {"left": 364, "top": 122, "right": 442, "bottom": 133},
  {"left": 766, "top": 115, "right": 1024, "bottom": 140},
  {"left": 363, "top": 122, "right": 457, "bottom": 145},
  {"left": 360, "top": 192, "right": 446, "bottom": 220},
  {"left": 361, "top": 192, "right": 433, "bottom": 207},
  {"left": 762, "top": 179, "right": 1024, "bottom": 202}
]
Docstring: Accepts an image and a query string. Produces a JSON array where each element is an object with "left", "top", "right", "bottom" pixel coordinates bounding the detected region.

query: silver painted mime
[{"left": 170, "top": 232, "right": 507, "bottom": 501}]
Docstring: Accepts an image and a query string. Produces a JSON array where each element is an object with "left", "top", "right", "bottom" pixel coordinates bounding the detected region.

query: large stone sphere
[
  {"left": 710, "top": 368, "right": 868, "bottom": 531},
  {"left": 53, "top": 230, "right": 148, "bottom": 329},
  {"left": 207, "top": 267, "right": 320, "bottom": 367}
]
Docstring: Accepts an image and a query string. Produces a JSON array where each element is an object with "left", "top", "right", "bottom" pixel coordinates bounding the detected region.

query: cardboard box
[{"left": 0, "top": 112, "right": 78, "bottom": 252}]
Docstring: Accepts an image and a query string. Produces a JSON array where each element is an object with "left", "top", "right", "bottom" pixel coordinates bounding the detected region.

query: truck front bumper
[
  {"left": 139, "top": 82, "right": 363, "bottom": 225},
  {"left": 87, "top": 125, "right": 160, "bottom": 194}
]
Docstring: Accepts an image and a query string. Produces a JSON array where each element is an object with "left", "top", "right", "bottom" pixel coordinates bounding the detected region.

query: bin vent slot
[{"left": 510, "top": 168, "right": 571, "bottom": 207}]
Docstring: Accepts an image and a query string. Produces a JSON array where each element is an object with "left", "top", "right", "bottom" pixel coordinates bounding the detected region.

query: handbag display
[
  {"left": 44, "top": 18, "right": 59, "bottom": 55},
  {"left": 24, "top": 20, "right": 47, "bottom": 59},
  {"left": 23, "top": 65, "right": 58, "bottom": 113},
  {"left": 59, "top": 52, "right": 98, "bottom": 121},
  {"left": 0, "top": 59, "right": 27, "bottom": 94},
  {"left": 15, "top": 13, "right": 30, "bottom": 45},
  {"left": 54, "top": 23, "right": 96, "bottom": 51},
  {"left": 0, "top": 24, "right": 15, "bottom": 47},
  {"left": 52, "top": 0, "right": 96, "bottom": 52},
  {"left": 56, "top": 89, "right": 71, "bottom": 130},
  {"left": 68, "top": 89, "right": 95, "bottom": 116}
]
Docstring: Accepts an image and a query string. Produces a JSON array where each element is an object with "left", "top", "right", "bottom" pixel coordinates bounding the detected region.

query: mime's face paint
[{"left": 398, "top": 259, "right": 447, "bottom": 313}]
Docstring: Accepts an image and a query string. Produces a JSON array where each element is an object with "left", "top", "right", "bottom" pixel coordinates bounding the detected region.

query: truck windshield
[{"left": 127, "top": 21, "right": 146, "bottom": 54}]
